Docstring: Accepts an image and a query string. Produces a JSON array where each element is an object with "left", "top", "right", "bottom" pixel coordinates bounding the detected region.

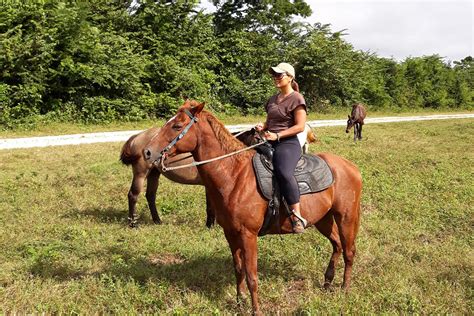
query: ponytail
[{"left": 291, "top": 80, "right": 299, "bottom": 92}]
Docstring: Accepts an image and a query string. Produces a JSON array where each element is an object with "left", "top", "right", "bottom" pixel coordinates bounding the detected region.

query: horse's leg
[
  {"left": 241, "top": 231, "right": 260, "bottom": 315},
  {"left": 205, "top": 188, "right": 215, "bottom": 228},
  {"left": 224, "top": 230, "right": 247, "bottom": 304},
  {"left": 334, "top": 203, "right": 360, "bottom": 290},
  {"left": 358, "top": 124, "right": 363, "bottom": 140},
  {"left": 145, "top": 168, "right": 162, "bottom": 224},
  {"left": 314, "top": 211, "right": 342, "bottom": 289},
  {"left": 353, "top": 125, "right": 357, "bottom": 142},
  {"left": 128, "top": 169, "right": 146, "bottom": 228}
]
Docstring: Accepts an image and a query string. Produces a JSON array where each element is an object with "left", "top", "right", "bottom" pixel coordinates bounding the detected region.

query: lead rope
[{"left": 159, "top": 141, "right": 265, "bottom": 172}]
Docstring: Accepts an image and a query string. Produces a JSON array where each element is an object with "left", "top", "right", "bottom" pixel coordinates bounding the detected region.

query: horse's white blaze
[{"left": 166, "top": 115, "right": 177, "bottom": 124}]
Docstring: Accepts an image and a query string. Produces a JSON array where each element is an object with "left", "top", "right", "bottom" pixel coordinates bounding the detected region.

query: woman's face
[{"left": 272, "top": 72, "right": 292, "bottom": 89}]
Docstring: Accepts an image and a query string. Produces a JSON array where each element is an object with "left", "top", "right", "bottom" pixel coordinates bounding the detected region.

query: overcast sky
[{"left": 201, "top": 0, "right": 473, "bottom": 62}]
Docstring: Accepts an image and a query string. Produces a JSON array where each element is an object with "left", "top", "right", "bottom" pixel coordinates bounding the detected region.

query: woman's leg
[{"left": 272, "top": 137, "right": 306, "bottom": 232}]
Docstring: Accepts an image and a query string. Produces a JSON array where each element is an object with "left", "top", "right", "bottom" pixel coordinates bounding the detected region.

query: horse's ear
[
  {"left": 191, "top": 102, "right": 205, "bottom": 115},
  {"left": 348, "top": 115, "right": 351, "bottom": 119}
]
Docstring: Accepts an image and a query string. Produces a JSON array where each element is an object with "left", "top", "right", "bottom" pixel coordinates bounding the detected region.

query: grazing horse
[
  {"left": 346, "top": 103, "right": 367, "bottom": 141},
  {"left": 143, "top": 100, "right": 362, "bottom": 315},
  {"left": 120, "top": 126, "right": 316, "bottom": 227}
]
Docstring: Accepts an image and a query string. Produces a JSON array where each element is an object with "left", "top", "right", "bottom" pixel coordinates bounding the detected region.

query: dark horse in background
[
  {"left": 144, "top": 100, "right": 362, "bottom": 315},
  {"left": 346, "top": 103, "right": 367, "bottom": 141},
  {"left": 120, "top": 125, "right": 316, "bottom": 227}
]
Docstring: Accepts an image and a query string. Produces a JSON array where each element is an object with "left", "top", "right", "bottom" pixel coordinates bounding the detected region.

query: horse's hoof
[
  {"left": 206, "top": 216, "right": 215, "bottom": 228},
  {"left": 153, "top": 218, "right": 162, "bottom": 225},
  {"left": 236, "top": 294, "right": 248, "bottom": 308},
  {"left": 323, "top": 282, "right": 333, "bottom": 291},
  {"left": 128, "top": 222, "right": 139, "bottom": 228}
]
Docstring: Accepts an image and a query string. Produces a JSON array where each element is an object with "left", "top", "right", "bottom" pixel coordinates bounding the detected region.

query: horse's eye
[{"left": 172, "top": 123, "right": 183, "bottom": 130}]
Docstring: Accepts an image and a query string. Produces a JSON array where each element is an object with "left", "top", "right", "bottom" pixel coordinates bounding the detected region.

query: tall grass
[{"left": 0, "top": 118, "right": 472, "bottom": 314}]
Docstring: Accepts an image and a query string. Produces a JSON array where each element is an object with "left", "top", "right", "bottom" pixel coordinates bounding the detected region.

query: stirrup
[{"left": 290, "top": 210, "right": 307, "bottom": 233}]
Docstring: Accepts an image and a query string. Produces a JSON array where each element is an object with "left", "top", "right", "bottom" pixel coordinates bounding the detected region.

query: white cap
[{"left": 269, "top": 62, "right": 295, "bottom": 78}]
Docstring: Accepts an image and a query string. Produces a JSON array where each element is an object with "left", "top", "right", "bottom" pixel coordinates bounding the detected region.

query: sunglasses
[{"left": 272, "top": 72, "right": 287, "bottom": 80}]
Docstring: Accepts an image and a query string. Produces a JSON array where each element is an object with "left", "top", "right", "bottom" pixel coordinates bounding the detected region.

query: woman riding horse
[
  {"left": 255, "top": 62, "right": 308, "bottom": 233},
  {"left": 143, "top": 100, "right": 362, "bottom": 315}
]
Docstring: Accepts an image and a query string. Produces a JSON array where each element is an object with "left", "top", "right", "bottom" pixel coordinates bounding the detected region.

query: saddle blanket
[{"left": 252, "top": 153, "right": 334, "bottom": 201}]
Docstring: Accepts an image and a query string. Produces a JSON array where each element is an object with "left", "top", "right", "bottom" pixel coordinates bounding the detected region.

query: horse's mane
[{"left": 198, "top": 110, "right": 254, "bottom": 160}]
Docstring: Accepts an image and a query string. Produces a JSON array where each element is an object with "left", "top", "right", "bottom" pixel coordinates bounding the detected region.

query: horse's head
[
  {"left": 346, "top": 115, "right": 354, "bottom": 133},
  {"left": 144, "top": 100, "right": 205, "bottom": 164}
]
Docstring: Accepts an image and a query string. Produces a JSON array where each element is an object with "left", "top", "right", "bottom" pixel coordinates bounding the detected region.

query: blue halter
[{"left": 153, "top": 109, "right": 198, "bottom": 163}]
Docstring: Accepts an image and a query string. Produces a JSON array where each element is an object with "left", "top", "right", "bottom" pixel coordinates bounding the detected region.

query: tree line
[{"left": 0, "top": 0, "right": 472, "bottom": 127}]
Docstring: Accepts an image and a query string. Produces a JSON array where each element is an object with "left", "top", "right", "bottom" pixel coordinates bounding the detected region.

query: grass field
[{"left": 0, "top": 117, "right": 472, "bottom": 314}]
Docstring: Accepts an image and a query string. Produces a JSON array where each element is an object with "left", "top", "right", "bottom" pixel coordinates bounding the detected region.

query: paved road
[{"left": 1, "top": 113, "right": 473, "bottom": 150}]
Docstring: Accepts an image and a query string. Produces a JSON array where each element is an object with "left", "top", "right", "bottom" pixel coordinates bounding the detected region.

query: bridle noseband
[{"left": 153, "top": 109, "right": 198, "bottom": 163}]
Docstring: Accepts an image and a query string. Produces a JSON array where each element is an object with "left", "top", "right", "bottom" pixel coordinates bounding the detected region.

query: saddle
[{"left": 252, "top": 152, "right": 334, "bottom": 236}]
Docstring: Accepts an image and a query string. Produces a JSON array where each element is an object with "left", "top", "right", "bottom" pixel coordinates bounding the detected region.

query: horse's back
[
  {"left": 133, "top": 127, "right": 161, "bottom": 151},
  {"left": 352, "top": 103, "right": 366, "bottom": 122},
  {"left": 319, "top": 152, "right": 361, "bottom": 183}
]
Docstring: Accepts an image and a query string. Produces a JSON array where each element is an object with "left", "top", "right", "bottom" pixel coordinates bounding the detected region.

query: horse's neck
[{"left": 192, "top": 125, "right": 252, "bottom": 190}]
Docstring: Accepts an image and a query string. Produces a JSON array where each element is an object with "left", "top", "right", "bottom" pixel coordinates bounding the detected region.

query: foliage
[
  {"left": 289, "top": 24, "right": 376, "bottom": 109},
  {"left": 0, "top": 0, "right": 472, "bottom": 127}
]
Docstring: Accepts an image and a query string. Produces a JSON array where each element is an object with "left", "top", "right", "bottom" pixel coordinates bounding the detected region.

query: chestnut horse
[
  {"left": 120, "top": 125, "right": 316, "bottom": 227},
  {"left": 143, "top": 100, "right": 362, "bottom": 314},
  {"left": 346, "top": 103, "right": 367, "bottom": 141}
]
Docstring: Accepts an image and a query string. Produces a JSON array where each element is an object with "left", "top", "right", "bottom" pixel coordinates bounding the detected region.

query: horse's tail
[
  {"left": 120, "top": 134, "right": 140, "bottom": 166},
  {"left": 306, "top": 124, "right": 317, "bottom": 144}
]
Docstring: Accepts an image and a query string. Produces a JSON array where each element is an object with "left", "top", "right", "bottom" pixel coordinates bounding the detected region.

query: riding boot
[{"left": 289, "top": 203, "right": 307, "bottom": 233}]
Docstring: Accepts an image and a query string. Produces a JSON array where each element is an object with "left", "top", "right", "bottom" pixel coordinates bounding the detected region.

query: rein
[{"left": 159, "top": 139, "right": 265, "bottom": 172}]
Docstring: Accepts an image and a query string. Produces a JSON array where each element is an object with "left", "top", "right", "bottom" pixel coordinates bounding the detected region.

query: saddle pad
[{"left": 253, "top": 153, "right": 334, "bottom": 200}]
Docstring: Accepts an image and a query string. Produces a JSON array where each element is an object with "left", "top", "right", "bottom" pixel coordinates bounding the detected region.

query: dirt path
[{"left": 1, "top": 113, "right": 473, "bottom": 150}]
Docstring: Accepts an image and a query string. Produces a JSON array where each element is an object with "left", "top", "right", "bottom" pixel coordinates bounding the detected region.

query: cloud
[{"left": 306, "top": 0, "right": 473, "bottom": 61}]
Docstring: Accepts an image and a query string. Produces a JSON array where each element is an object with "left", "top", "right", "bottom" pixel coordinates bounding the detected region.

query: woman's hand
[
  {"left": 255, "top": 122, "right": 265, "bottom": 132},
  {"left": 264, "top": 131, "right": 278, "bottom": 141}
]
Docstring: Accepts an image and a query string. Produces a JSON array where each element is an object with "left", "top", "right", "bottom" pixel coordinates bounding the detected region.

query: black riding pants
[{"left": 269, "top": 136, "right": 301, "bottom": 205}]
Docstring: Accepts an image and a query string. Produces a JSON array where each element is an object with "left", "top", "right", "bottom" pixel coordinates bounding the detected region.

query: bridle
[
  {"left": 150, "top": 109, "right": 267, "bottom": 172},
  {"left": 152, "top": 108, "right": 198, "bottom": 163}
]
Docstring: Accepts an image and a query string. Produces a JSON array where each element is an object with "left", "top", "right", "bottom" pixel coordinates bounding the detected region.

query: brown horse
[
  {"left": 120, "top": 126, "right": 316, "bottom": 227},
  {"left": 346, "top": 103, "right": 367, "bottom": 141},
  {"left": 144, "top": 100, "right": 362, "bottom": 314}
]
